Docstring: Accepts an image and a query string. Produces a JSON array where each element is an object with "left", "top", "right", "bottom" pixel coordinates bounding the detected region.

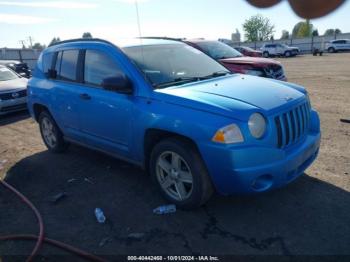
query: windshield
[
  {"left": 0, "top": 67, "right": 18, "bottom": 81},
  {"left": 123, "top": 43, "right": 230, "bottom": 88},
  {"left": 195, "top": 41, "right": 243, "bottom": 60}
]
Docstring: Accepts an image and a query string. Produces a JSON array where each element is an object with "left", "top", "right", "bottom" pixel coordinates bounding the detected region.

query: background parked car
[
  {"left": 234, "top": 46, "right": 262, "bottom": 57},
  {"left": 326, "top": 39, "right": 350, "bottom": 53},
  {"left": 184, "top": 39, "right": 287, "bottom": 81},
  {"left": 0, "top": 65, "right": 28, "bottom": 115},
  {"left": 0, "top": 60, "right": 31, "bottom": 78},
  {"left": 260, "top": 43, "right": 300, "bottom": 58}
]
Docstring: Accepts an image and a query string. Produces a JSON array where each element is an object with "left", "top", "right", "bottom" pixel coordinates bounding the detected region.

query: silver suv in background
[
  {"left": 260, "top": 43, "right": 300, "bottom": 58},
  {"left": 0, "top": 65, "right": 28, "bottom": 115},
  {"left": 326, "top": 39, "right": 350, "bottom": 53}
]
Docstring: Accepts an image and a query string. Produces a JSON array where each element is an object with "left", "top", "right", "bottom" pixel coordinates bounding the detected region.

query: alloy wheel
[
  {"left": 41, "top": 117, "right": 57, "bottom": 148},
  {"left": 156, "top": 151, "right": 194, "bottom": 201}
]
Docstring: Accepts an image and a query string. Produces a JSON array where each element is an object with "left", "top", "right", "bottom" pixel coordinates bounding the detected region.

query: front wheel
[
  {"left": 284, "top": 51, "right": 291, "bottom": 57},
  {"left": 263, "top": 51, "right": 269, "bottom": 58},
  {"left": 150, "top": 138, "right": 213, "bottom": 209},
  {"left": 39, "top": 111, "right": 69, "bottom": 153},
  {"left": 328, "top": 47, "right": 335, "bottom": 53}
]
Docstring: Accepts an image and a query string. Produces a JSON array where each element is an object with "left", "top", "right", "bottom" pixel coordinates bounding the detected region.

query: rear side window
[
  {"left": 42, "top": 52, "right": 54, "bottom": 75},
  {"left": 57, "top": 50, "right": 79, "bottom": 82},
  {"left": 84, "top": 50, "right": 123, "bottom": 86}
]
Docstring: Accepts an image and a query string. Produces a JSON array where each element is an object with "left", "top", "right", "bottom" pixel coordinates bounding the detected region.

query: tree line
[{"left": 242, "top": 14, "right": 342, "bottom": 42}]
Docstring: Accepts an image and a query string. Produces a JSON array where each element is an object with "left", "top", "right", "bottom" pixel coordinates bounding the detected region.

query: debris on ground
[
  {"left": 84, "top": 177, "right": 94, "bottom": 184},
  {"left": 94, "top": 208, "right": 106, "bottom": 223},
  {"left": 0, "top": 159, "right": 8, "bottom": 170},
  {"left": 67, "top": 178, "right": 76, "bottom": 183},
  {"left": 127, "top": 233, "right": 145, "bottom": 240},
  {"left": 50, "top": 192, "right": 67, "bottom": 204},
  {"left": 99, "top": 237, "right": 112, "bottom": 247},
  {"left": 340, "top": 119, "right": 350, "bottom": 124},
  {"left": 153, "top": 204, "right": 176, "bottom": 215}
]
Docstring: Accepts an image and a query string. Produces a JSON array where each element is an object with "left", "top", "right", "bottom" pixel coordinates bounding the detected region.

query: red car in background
[
  {"left": 234, "top": 46, "right": 262, "bottom": 57},
  {"left": 184, "top": 40, "right": 287, "bottom": 81}
]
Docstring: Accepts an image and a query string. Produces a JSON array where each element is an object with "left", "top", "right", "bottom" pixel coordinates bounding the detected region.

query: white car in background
[
  {"left": 260, "top": 43, "right": 300, "bottom": 58},
  {"left": 0, "top": 65, "right": 28, "bottom": 115},
  {"left": 326, "top": 39, "right": 350, "bottom": 53}
]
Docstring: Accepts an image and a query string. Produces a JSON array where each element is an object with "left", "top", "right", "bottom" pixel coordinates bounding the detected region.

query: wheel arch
[
  {"left": 33, "top": 103, "right": 50, "bottom": 121},
  {"left": 143, "top": 128, "right": 201, "bottom": 172}
]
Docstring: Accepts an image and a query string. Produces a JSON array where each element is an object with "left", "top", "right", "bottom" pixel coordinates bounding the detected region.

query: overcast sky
[{"left": 0, "top": 0, "right": 350, "bottom": 48}]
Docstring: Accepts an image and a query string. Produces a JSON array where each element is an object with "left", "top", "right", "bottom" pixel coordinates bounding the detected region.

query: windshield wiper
[
  {"left": 154, "top": 77, "right": 201, "bottom": 89},
  {"left": 201, "top": 71, "right": 231, "bottom": 79},
  {"left": 153, "top": 71, "right": 231, "bottom": 89}
]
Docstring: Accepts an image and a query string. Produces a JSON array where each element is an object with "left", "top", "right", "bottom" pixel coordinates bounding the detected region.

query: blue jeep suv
[{"left": 27, "top": 38, "right": 321, "bottom": 209}]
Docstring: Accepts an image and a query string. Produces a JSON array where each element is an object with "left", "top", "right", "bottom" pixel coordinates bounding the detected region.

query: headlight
[
  {"left": 244, "top": 69, "right": 264, "bottom": 77},
  {"left": 212, "top": 124, "right": 244, "bottom": 144},
  {"left": 248, "top": 113, "right": 266, "bottom": 139}
]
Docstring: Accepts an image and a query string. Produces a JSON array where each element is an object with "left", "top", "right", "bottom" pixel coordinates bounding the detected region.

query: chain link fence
[
  {"left": 229, "top": 32, "right": 350, "bottom": 54},
  {"left": 0, "top": 48, "right": 42, "bottom": 69}
]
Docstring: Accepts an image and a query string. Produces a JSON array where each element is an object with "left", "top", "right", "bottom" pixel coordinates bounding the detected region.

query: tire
[
  {"left": 263, "top": 51, "right": 269, "bottom": 58},
  {"left": 150, "top": 138, "right": 214, "bottom": 209},
  {"left": 284, "top": 51, "right": 291, "bottom": 57},
  {"left": 328, "top": 47, "right": 335, "bottom": 53},
  {"left": 39, "top": 111, "right": 69, "bottom": 153}
]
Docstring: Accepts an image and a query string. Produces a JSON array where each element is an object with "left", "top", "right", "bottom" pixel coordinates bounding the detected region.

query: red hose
[{"left": 0, "top": 180, "right": 107, "bottom": 262}]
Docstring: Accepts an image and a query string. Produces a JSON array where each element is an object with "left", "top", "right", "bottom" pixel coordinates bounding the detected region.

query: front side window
[
  {"left": 84, "top": 50, "right": 123, "bottom": 86},
  {"left": 194, "top": 41, "right": 243, "bottom": 60},
  {"left": 123, "top": 43, "right": 230, "bottom": 88},
  {"left": 58, "top": 50, "right": 79, "bottom": 82},
  {"left": 0, "top": 67, "right": 18, "bottom": 81}
]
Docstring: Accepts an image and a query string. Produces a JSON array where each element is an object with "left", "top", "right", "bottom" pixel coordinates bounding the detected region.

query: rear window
[{"left": 57, "top": 50, "right": 79, "bottom": 82}]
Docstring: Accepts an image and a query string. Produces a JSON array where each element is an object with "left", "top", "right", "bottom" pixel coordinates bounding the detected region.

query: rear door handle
[{"left": 79, "top": 93, "right": 91, "bottom": 100}]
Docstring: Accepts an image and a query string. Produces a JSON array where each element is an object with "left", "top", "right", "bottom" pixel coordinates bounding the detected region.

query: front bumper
[
  {"left": 0, "top": 97, "right": 27, "bottom": 115},
  {"left": 199, "top": 112, "right": 321, "bottom": 195}
]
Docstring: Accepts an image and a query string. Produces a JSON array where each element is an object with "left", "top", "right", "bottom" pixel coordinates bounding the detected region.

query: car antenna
[{"left": 134, "top": 0, "right": 145, "bottom": 65}]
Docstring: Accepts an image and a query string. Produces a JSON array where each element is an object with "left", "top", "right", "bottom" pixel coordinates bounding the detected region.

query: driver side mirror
[{"left": 101, "top": 73, "right": 133, "bottom": 95}]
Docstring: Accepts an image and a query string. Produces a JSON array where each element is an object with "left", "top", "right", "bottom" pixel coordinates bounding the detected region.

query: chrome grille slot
[{"left": 275, "top": 101, "right": 311, "bottom": 148}]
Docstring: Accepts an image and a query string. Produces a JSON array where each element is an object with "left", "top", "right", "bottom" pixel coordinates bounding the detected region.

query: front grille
[
  {"left": 0, "top": 103, "right": 27, "bottom": 112},
  {"left": 274, "top": 101, "right": 311, "bottom": 148},
  {"left": 264, "top": 65, "right": 284, "bottom": 79},
  {"left": 0, "top": 90, "right": 27, "bottom": 100}
]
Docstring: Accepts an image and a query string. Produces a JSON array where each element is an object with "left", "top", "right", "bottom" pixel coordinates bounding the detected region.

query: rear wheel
[
  {"left": 263, "top": 51, "right": 269, "bottom": 58},
  {"left": 150, "top": 138, "right": 213, "bottom": 209},
  {"left": 39, "top": 111, "right": 69, "bottom": 153}
]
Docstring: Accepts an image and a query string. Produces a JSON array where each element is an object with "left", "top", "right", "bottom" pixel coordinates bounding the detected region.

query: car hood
[
  {"left": 155, "top": 74, "right": 306, "bottom": 121},
  {"left": 219, "top": 56, "right": 281, "bottom": 66},
  {"left": 0, "top": 78, "right": 28, "bottom": 93}
]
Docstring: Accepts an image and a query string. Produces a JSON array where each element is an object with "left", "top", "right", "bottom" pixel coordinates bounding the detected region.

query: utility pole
[
  {"left": 19, "top": 40, "right": 26, "bottom": 49},
  {"left": 27, "top": 36, "right": 34, "bottom": 48}
]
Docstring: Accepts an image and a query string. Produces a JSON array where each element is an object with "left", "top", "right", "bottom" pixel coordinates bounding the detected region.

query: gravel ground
[{"left": 0, "top": 53, "right": 349, "bottom": 261}]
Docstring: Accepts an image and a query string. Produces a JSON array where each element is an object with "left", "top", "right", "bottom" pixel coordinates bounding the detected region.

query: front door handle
[{"left": 79, "top": 93, "right": 91, "bottom": 100}]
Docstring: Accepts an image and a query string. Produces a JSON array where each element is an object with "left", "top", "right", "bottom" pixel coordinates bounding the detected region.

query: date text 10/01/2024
[{"left": 127, "top": 256, "right": 220, "bottom": 261}]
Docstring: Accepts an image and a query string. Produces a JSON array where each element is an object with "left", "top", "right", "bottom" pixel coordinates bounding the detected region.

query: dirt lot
[{"left": 0, "top": 53, "right": 350, "bottom": 261}]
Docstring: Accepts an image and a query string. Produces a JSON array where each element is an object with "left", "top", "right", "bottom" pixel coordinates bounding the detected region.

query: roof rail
[
  {"left": 48, "top": 38, "right": 114, "bottom": 47},
  {"left": 138, "top": 36, "right": 185, "bottom": 42}
]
